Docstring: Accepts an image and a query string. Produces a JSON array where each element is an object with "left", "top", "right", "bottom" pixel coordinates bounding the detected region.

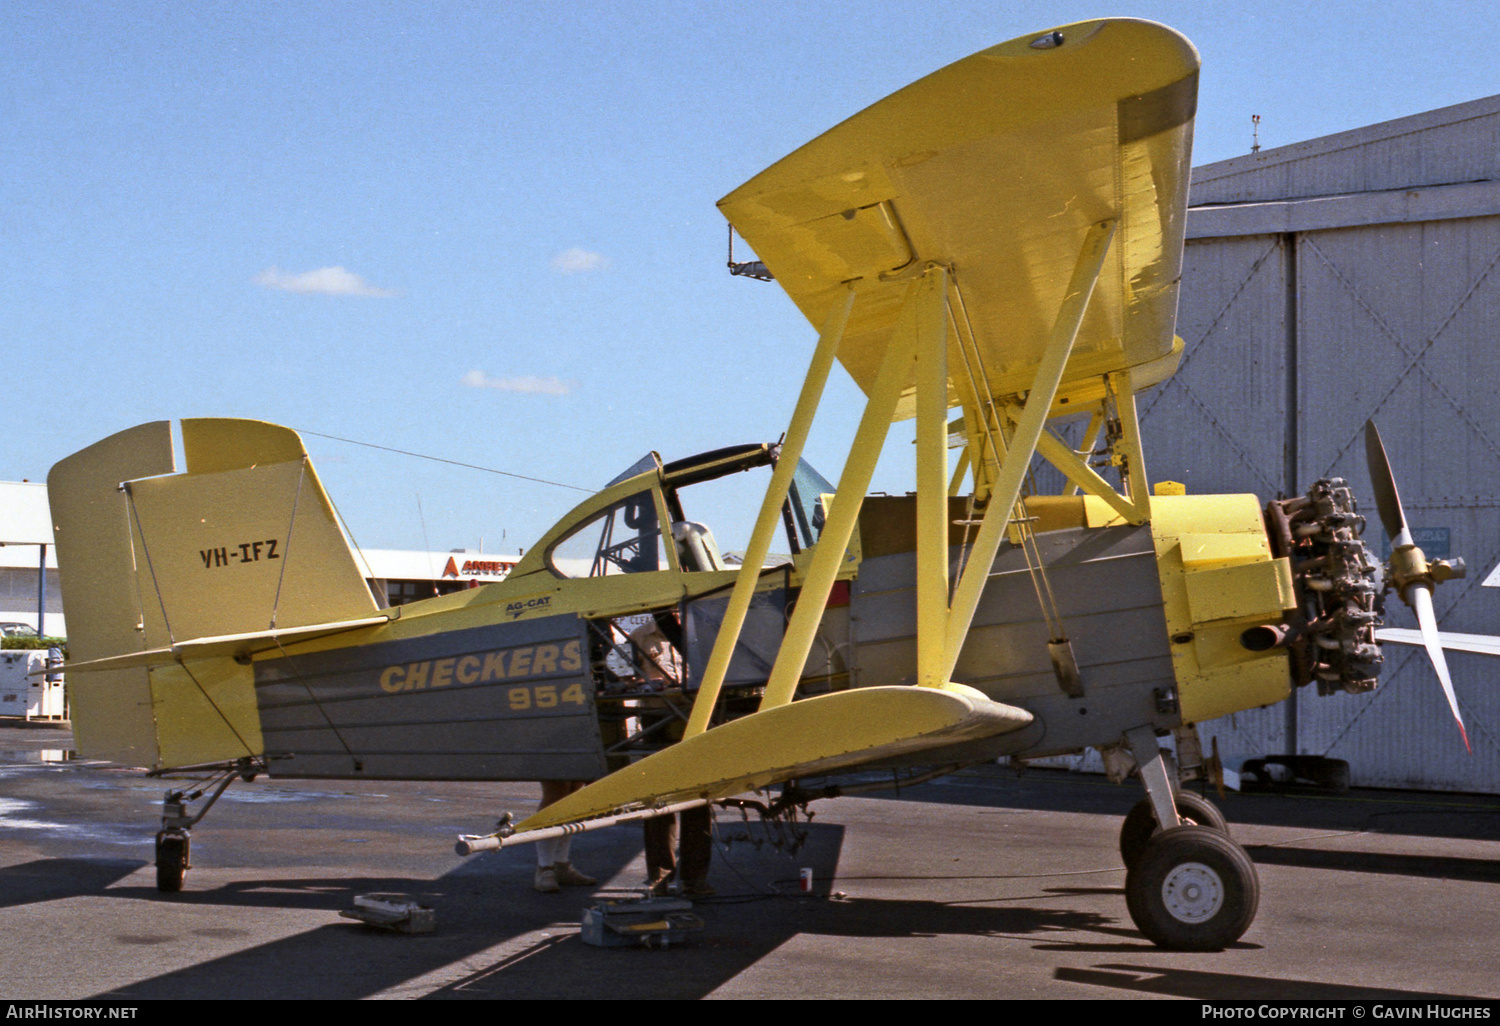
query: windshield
[
  {"left": 786, "top": 458, "right": 835, "bottom": 551},
  {"left": 605, "top": 453, "right": 660, "bottom": 488}
]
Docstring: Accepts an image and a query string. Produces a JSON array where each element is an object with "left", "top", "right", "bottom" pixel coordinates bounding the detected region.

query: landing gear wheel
[
  {"left": 1120, "top": 791, "right": 1227, "bottom": 869},
  {"left": 1125, "top": 824, "right": 1259, "bottom": 951},
  {"left": 156, "top": 832, "right": 190, "bottom": 894}
]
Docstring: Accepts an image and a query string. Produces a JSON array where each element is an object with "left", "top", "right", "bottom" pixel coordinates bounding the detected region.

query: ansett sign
[{"left": 442, "top": 557, "right": 516, "bottom": 579}]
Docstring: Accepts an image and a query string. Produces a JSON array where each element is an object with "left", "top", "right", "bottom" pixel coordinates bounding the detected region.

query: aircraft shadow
[
  {"left": 424, "top": 819, "right": 1124, "bottom": 1001},
  {"left": 0, "top": 852, "right": 149, "bottom": 912},
  {"left": 877, "top": 765, "right": 1500, "bottom": 844},
  {"left": 92, "top": 827, "right": 650, "bottom": 1001},
  {"left": 0, "top": 857, "right": 147, "bottom": 908},
  {"left": 87, "top": 820, "right": 1133, "bottom": 1000},
  {"left": 424, "top": 895, "right": 1120, "bottom": 1000},
  {"left": 1245, "top": 844, "right": 1500, "bottom": 883},
  {"left": 1054, "top": 962, "right": 1479, "bottom": 1000}
]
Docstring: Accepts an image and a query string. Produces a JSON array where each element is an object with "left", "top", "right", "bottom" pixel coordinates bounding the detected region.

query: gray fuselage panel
[
  {"left": 850, "top": 523, "right": 1177, "bottom": 759},
  {"left": 253, "top": 613, "right": 606, "bottom": 780}
]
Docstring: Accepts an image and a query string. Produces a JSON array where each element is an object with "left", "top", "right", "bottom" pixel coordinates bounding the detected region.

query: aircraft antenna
[{"left": 416, "top": 494, "right": 436, "bottom": 586}]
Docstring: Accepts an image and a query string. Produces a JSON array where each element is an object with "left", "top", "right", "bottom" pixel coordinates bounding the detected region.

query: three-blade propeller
[{"left": 1365, "top": 420, "right": 1470, "bottom": 753}]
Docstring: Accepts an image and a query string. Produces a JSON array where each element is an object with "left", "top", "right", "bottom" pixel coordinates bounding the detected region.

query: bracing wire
[
  {"left": 267, "top": 458, "right": 308, "bottom": 631},
  {"left": 271, "top": 633, "right": 365, "bottom": 774},
  {"left": 294, "top": 428, "right": 591, "bottom": 493}
]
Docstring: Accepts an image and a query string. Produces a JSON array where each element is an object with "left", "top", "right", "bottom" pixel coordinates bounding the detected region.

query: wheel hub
[{"left": 1161, "top": 861, "right": 1224, "bottom": 923}]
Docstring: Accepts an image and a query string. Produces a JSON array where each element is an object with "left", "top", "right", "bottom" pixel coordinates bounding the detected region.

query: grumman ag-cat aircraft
[{"left": 48, "top": 18, "right": 1467, "bottom": 951}]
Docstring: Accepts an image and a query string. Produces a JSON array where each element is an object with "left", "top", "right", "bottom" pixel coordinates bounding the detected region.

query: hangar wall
[{"left": 1142, "top": 96, "right": 1500, "bottom": 791}]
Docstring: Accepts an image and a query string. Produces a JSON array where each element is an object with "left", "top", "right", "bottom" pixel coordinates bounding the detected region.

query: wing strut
[
  {"left": 758, "top": 274, "right": 930, "bottom": 710},
  {"left": 914, "top": 268, "right": 952, "bottom": 688},
  {"left": 507, "top": 225, "right": 1115, "bottom": 833},
  {"left": 683, "top": 288, "right": 855, "bottom": 736},
  {"left": 941, "top": 219, "right": 1117, "bottom": 681},
  {"left": 1034, "top": 391, "right": 1151, "bottom": 525}
]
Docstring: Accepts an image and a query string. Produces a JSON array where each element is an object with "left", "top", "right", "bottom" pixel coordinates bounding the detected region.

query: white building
[
  {"left": 359, "top": 548, "right": 522, "bottom": 608},
  {"left": 0, "top": 481, "right": 61, "bottom": 637}
]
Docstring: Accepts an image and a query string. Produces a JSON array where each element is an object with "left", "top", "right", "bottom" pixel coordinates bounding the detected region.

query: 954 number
[{"left": 507, "top": 682, "right": 587, "bottom": 712}]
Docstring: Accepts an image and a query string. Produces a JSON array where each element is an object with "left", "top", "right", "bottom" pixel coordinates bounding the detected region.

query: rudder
[{"left": 49, "top": 419, "right": 380, "bottom": 769}]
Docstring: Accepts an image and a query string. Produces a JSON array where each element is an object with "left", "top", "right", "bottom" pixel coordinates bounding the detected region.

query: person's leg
[
  {"left": 551, "top": 781, "right": 597, "bottom": 886},
  {"left": 643, "top": 813, "right": 678, "bottom": 894},
  {"left": 534, "top": 836, "right": 562, "bottom": 892},
  {"left": 533, "top": 781, "right": 573, "bottom": 892},
  {"left": 552, "top": 836, "right": 597, "bottom": 886},
  {"left": 679, "top": 806, "right": 714, "bottom": 895}
]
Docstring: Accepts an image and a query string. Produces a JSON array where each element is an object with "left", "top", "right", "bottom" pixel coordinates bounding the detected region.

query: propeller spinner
[{"left": 1365, "top": 420, "right": 1471, "bottom": 752}]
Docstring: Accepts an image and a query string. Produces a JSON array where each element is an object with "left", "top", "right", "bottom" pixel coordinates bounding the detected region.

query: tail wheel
[
  {"left": 1125, "top": 825, "right": 1259, "bottom": 951},
  {"left": 156, "top": 832, "right": 190, "bottom": 894},
  {"left": 1120, "top": 791, "right": 1227, "bottom": 869}
]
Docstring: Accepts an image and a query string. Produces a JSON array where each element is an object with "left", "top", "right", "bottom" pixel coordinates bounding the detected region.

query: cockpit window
[
  {"left": 549, "top": 491, "right": 668, "bottom": 578},
  {"left": 786, "top": 458, "right": 835, "bottom": 550}
]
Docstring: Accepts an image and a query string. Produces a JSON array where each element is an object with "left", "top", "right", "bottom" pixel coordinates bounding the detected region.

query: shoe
[
  {"left": 681, "top": 880, "right": 716, "bottom": 897},
  {"left": 553, "top": 862, "right": 597, "bottom": 887},
  {"left": 533, "top": 866, "right": 560, "bottom": 893},
  {"left": 648, "top": 876, "right": 674, "bottom": 897}
]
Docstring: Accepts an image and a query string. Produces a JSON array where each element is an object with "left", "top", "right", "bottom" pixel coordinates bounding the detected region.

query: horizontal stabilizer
[
  {"left": 1377, "top": 628, "right": 1500, "bottom": 658},
  {"left": 517, "top": 683, "right": 1033, "bottom": 832}
]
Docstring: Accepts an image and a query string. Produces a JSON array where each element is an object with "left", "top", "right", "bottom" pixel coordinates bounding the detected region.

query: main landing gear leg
[
  {"left": 1118, "top": 725, "right": 1259, "bottom": 950},
  {"left": 1124, "top": 725, "right": 1180, "bottom": 836}
]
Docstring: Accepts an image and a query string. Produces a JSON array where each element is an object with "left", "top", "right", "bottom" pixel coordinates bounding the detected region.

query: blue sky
[{"left": 6, "top": 1, "right": 1499, "bottom": 554}]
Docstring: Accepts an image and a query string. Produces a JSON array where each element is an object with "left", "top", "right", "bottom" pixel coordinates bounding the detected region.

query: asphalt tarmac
[{"left": 2, "top": 723, "right": 1498, "bottom": 1001}]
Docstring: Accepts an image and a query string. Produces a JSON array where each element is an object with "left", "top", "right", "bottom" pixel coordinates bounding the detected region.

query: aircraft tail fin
[{"left": 48, "top": 419, "right": 380, "bottom": 768}]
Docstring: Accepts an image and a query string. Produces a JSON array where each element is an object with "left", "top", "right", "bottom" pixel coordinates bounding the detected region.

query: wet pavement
[{"left": 1, "top": 725, "right": 1497, "bottom": 1000}]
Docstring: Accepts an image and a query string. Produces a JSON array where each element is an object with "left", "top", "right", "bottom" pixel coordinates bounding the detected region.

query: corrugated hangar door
[
  {"left": 1139, "top": 234, "right": 1296, "bottom": 767},
  {"left": 1148, "top": 218, "right": 1500, "bottom": 791},
  {"left": 1292, "top": 218, "right": 1500, "bottom": 791},
  {"left": 1141, "top": 234, "right": 1292, "bottom": 500}
]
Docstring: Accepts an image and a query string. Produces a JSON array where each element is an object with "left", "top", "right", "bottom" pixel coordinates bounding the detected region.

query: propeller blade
[
  {"left": 1364, "top": 420, "right": 1410, "bottom": 546},
  {"left": 1377, "top": 627, "right": 1500, "bottom": 657},
  {"left": 1410, "top": 584, "right": 1471, "bottom": 753}
]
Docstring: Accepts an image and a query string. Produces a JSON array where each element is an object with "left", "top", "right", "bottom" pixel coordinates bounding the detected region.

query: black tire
[
  {"left": 156, "top": 833, "right": 189, "bottom": 894},
  {"left": 1119, "top": 791, "right": 1228, "bottom": 869},
  {"left": 1125, "top": 825, "right": 1259, "bottom": 951}
]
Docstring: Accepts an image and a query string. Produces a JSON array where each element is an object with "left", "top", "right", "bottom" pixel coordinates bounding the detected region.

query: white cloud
[
  {"left": 550, "top": 248, "right": 610, "bottom": 274},
  {"left": 461, "top": 370, "right": 574, "bottom": 396},
  {"left": 255, "top": 266, "right": 396, "bottom": 297}
]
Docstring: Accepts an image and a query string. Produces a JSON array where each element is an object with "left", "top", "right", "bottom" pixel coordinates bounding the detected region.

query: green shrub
[{"left": 1, "top": 637, "right": 67, "bottom": 653}]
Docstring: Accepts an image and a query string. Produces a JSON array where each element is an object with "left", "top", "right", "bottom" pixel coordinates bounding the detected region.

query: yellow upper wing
[{"left": 718, "top": 18, "right": 1198, "bottom": 416}]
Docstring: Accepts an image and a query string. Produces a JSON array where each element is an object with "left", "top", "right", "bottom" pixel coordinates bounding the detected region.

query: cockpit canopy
[{"left": 546, "top": 443, "right": 835, "bottom": 579}]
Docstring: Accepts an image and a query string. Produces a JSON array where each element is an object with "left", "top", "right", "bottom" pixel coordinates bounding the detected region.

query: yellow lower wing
[{"left": 518, "top": 683, "right": 1032, "bottom": 831}]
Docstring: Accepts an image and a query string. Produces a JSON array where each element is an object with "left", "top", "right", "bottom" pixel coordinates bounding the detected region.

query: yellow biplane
[{"left": 48, "top": 19, "right": 1465, "bottom": 951}]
